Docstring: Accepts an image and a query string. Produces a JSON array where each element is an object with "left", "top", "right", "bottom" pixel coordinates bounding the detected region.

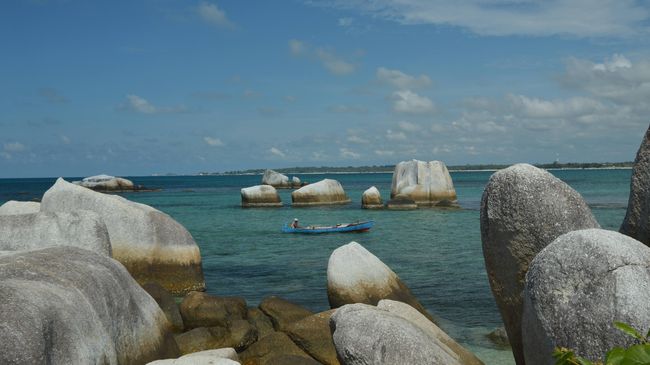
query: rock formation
[
  {"left": 480, "top": 163, "right": 600, "bottom": 364},
  {"left": 621, "top": 126, "right": 650, "bottom": 245},
  {"left": 73, "top": 174, "right": 137, "bottom": 191},
  {"left": 327, "top": 241, "right": 433, "bottom": 321},
  {"left": 41, "top": 178, "right": 205, "bottom": 294},
  {"left": 241, "top": 185, "right": 282, "bottom": 207},
  {"left": 0, "top": 200, "right": 40, "bottom": 215},
  {"left": 390, "top": 159, "right": 457, "bottom": 206},
  {"left": 179, "top": 291, "right": 247, "bottom": 329},
  {"left": 386, "top": 194, "right": 418, "bottom": 210},
  {"left": 0, "top": 211, "right": 111, "bottom": 256},
  {"left": 0, "top": 246, "right": 178, "bottom": 364},
  {"left": 330, "top": 303, "right": 462, "bottom": 365},
  {"left": 261, "top": 169, "right": 291, "bottom": 188},
  {"left": 361, "top": 186, "right": 383, "bottom": 209},
  {"left": 291, "top": 179, "right": 350, "bottom": 206},
  {"left": 284, "top": 310, "right": 340, "bottom": 365},
  {"left": 523, "top": 229, "right": 650, "bottom": 364},
  {"left": 259, "top": 296, "right": 314, "bottom": 332},
  {"left": 147, "top": 349, "right": 240, "bottom": 365},
  {"left": 292, "top": 176, "right": 302, "bottom": 188}
]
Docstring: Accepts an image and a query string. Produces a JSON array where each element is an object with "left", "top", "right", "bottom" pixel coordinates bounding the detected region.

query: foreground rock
[
  {"left": 0, "top": 200, "right": 40, "bottom": 215},
  {"left": 144, "top": 282, "right": 185, "bottom": 332},
  {"left": 180, "top": 291, "right": 247, "bottom": 329},
  {"left": 0, "top": 211, "right": 111, "bottom": 256},
  {"left": 284, "top": 310, "right": 339, "bottom": 365},
  {"left": 0, "top": 246, "right": 178, "bottom": 364},
  {"left": 292, "top": 179, "right": 350, "bottom": 206},
  {"left": 41, "top": 178, "right": 205, "bottom": 294},
  {"left": 391, "top": 159, "right": 458, "bottom": 206},
  {"left": 481, "top": 163, "right": 600, "bottom": 365},
  {"left": 247, "top": 308, "right": 275, "bottom": 339},
  {"left": 241, "top": 185, "right": 282, "bottom": 208},
  {"left": 239, "top": 332, "right": 314, "bottom": 365},
  {"left": 262, "top": 169, "right": 291, "bottom": 188},
  {"left": 73, "top": 174, "right": 140, "bottom": 191},
  {"left": 361, "top": 186, "right": 383, "bottom": 209},
  {"left": 330, "top": 303, "right": 462, "bottom": 365},
  {"left": 523, "top": 229, "right": 650, "bottom": 364},
  {"left": 621, "top": 126, "right": 650, "bottom": 245},
  {"left": 327, "top": 242, "right": 433, "bottom": 321},
  {"left": 259, "top": 296, "right": 314, "bottom": 331},
  {"left": 148, "top": 348, "right": 240, "bottom": 365}
]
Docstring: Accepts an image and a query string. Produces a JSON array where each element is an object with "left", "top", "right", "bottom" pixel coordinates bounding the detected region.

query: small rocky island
[{"left": 73, "top": 174, "right": 156, "bottom": 192}]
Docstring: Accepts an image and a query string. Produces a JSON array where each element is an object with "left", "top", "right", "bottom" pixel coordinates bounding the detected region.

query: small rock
[
  {"left": 238, "top": 332, "right": 313, "bottom": 365},
  {"left": 228, "top": 319, "right": 258, "bottom": 351},
  {"left": 361, "top": 186, "right": 383, "bottom": 209},
  {"left": 143, "top": 282, "right": 185, "bottom": 332},
  {"left": 259, "top": 296, "right": 314, "bottom": 331},
  {"left": 241, "top": 185, "right": 282, "bottom": 208},
  {"left": 291, "top": 179, "right": 350, "bottom": 206},
  {"left": 247, "top": 308, "right": 275, "bottom": 339},
  {"left": 285, "top": 310, "right": 340, "bottom": 365},
  {"left": 174, "top": 327, "right": 230, "bottom": 355},
  {"left": 486, "top": 327, "right": 509, "bottom": 348},
  {"left": 180, "top": 291, "right": 247, "bottom": 329}
]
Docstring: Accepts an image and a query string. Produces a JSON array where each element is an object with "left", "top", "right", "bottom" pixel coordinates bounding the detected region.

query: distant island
[{"left": 198, "top": 161, "right": 634, "bottom": 176}]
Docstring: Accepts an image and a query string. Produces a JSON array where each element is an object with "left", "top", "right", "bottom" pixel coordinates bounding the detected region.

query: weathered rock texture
[
  {"left": 523, "top": 229, "right": 650, "bottom": 365},
  {"left": 291, "top": 176, "right": 302, "bottom": 188},
  {"left": 390, "top": 159, "right": 457, "bottom": 206},
  {"left": 144, "top": 282, "right": 185, "bottom": 332},
  {"left": 480, "top": 163, "right": 600, "bottom": 365},
  {"left": 291, "top": 179, "right": 350, "bottom": 206},
  {"left": 239, "top": 332, "right": 313, "bottom": 365},
  {"left": 327, "top": 241, "right": 433, "bottom": 321},
  {"left": 259, "top": 296, "right": 314, "bottom": 332},
  {"left": 621, "top": 126, "right": 650, "bottom": 245},
  {"left": 0, "top": 246, "right": 179, "bottom": 364},
  {"left": 247, "top": 308, "right": 275, "bottom": 339},
  {"left": 241, "top": 185, "right": 282, "bottom": 208},
  {"left": 180, "top": 291, "right": 247, "bottom": 329},
  {"left": 261, "top": 169, "right": 290, "bottom": 188},
  {"left": 284, "top": 310, "right": 340, "bottom": 365},
  {"left": 0, "top": 200, "right": 40, "bottom": 215},
  {"left": 385, "top": 195, "right": 418, "bottom": 210},
  {"left": 41, "top": 178, "right": 205, "bottom": 294},
  {"left": 377, "top": 299, "right": 483, "bottom": 365},
  {"left": 147, "top": 348, "right": 240, "bottom": 365},
  {"left": 330, "top": 303, "right": 462, "bottom": 365},
  {"left": 74, "top": 174, "right": 136, "bottom": 191},
  {"left": 361, "top": 186, "right": 383, "bottom": 209},
  {"left": 0, "top": 211, "right": 112, "bottom": 256}
]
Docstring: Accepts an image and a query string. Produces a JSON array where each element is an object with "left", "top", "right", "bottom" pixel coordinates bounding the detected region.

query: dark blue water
[{"left": 0, "top": 169, "right": 631, "bottom": 364}]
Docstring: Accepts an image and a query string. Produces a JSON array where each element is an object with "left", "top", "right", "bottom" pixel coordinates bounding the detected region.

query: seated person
[{"left": 291, "top": 218, "right": 299, "bottom": 228}]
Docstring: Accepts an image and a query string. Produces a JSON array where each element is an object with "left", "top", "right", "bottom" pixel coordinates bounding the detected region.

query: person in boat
[{"left": 291, "top": 218, "right": 299, "bottom": 228}]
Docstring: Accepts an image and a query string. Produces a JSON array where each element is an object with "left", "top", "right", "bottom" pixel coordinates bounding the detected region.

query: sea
[{"left": 0, "top": 168, "right": 632, "bottom": 364}]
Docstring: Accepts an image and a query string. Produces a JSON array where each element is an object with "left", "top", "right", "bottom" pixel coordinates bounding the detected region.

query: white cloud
[
  {"left": 204, "top": 136, "right": 224, "bottom": 146},
  {"left": 315, "top": 48, "right": 355, "bottom": 75},
  {"left": 506, "top": 94, "right": 606, "bottom": 119},
  {"left": 197, "top": 1, "right": 233, "bottom": 28},
  {"left": 120, "top": 94, "right": 187, "bottom": 114},
  {"left": 285, "top": 95, "right": 296, "bottom": 102},
  {"left": 347, "top": 135, "right": 369, "bottom": 144},
  {"left": 398, "top": 120, "right": 420, "bottom": 132},
  {"left": 0, "top": 152, "right": 10, "bottom": 160},
  {"left": 386, "top": 129, "right": 407, "bottom": 141},
  {"left": 338, "top": 17, "right": 353, "bottom": 27},
  {"left": 377, "top": 67, "right": 432, "bottom": 89},
  {"left": 269, "top": 147, "right": 286, "bottom": 158},
  {"left": 374, "top": 149, "right": 395, "bottom": 156},
  {"left": 4, "top": 142, "right": 26, "bottom": 152},
  {"left": 320, "top": 0, "right": 650, "bottom": 37},
  {"left": 289, "top": 39, "right": 305, "bottom": 55},
  {"left": 339, "top": 147, "right": 360, "bottom": 159},
  {"left": 328, "top": 105, "right": 368, "bottom": 113},
  {"left": 391, "top": 90, "right": 435, "bottom": 114}
]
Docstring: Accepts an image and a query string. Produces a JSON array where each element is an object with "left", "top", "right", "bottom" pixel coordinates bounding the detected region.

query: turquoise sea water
[{"left": 0, "top": 169, "right": 632, "bottom": 364}]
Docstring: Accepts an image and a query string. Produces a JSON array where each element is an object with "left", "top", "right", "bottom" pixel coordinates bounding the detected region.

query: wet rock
[
  {"left": 241, "top": 185, "right": 282, "bottom": 208},
  {"left": 247, "top": 308, "right": 275, "bottom": 339},
  {"left": 621, "top": 126, "right": 650, "bottom": 245},
  {"left": 174, "top": 327, "right": 230, "bottom": 355},
  {"left": 0, "top": 200, "right": 40, "bottom": 215},
  {"left": 330, "top": 303, "right": 461, "bottom": 365},
  {"left": 239, "top": 332, "right": 313, "bottom": 365},
  {"left": 291, "top": 179, "right": 350, "bottom": 206},
  {"left": 391, "top": 159, "right": 458, "bottom": 206},
  {"left": 480, "top": 163, "right": 599, "bottom": 364},
  {"left": 41, "top": 178, "right": 205, "bottom": 294},
  {"left": 180, "top": 291, "right": 247, "bottom": 329},
  {"left": 385, "top": 194, "right": 418, "bottom": 210},
  {"left": 285, "top": 310, "right": 339, "bottom": 365},
  {"left": 486, "top": 327, "right": 509, "bottom": 348},
  {"left": 143, "top": 282, "right": 185, "bottom": 332},
  {"left": 261, "top": 169, "right": 290, "bottom": 188},
  {"left": 327, "top": 242, "right": 434, "bottom": 321},
  {"left": 523, "top": 229, "right": 650, "bottom": 365},
  {"left": 0, "top": 246, "right": 179, "bottom": 364},
  {"left": 361, "top": 186, "right": 383, "bottom": 209},
  {"left": 228, "top": 319, "right": 258, "bottom": 351},
  {"left": 0, "top": 211, "right": 111, "bottom": 256},
  {"left": 259, "top": 296, "right": 313, "bottom": 331}
]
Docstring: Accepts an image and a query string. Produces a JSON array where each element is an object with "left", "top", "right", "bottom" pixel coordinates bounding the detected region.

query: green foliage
[{"left": 553, "top": 322, "right": 650, "bottom": 365}]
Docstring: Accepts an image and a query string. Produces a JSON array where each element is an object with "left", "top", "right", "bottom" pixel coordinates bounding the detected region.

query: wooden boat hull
[{"left": 282, "top": 220, "right": 374, "bottom": 234}]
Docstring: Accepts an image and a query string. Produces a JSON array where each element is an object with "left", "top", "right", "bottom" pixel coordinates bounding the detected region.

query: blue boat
[{"left": 282, "top": 220, "right": 374, "bottom": 234}]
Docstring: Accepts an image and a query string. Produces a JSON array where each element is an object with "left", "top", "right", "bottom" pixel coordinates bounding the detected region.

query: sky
[{"left": 1, "top": 0, "right": 650, "bottom": 178}]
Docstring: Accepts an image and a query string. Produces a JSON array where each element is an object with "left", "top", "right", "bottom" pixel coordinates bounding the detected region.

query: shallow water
[{"left": 0, "top": 168, "right": 631, "bottom": 364}]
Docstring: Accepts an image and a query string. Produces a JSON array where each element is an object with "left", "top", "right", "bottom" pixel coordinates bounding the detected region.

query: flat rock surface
[{"left": 0, "top": 200, "right": 40, "bottom": 215}]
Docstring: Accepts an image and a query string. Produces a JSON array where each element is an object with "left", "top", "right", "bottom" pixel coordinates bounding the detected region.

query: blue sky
[{"left": 1, "top": 0, "right": 650, "bottom": 177}]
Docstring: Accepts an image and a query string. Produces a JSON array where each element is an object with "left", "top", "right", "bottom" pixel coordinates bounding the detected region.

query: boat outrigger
[{"left": 282, "top": 220, "right": 374, "bottom": 234}]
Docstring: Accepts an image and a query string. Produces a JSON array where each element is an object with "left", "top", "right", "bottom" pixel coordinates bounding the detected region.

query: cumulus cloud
[
  {"left": 4, "top": 142, "right": 26, "bottom": 152},
  {"left": 289, "top": 39, "right": 357, "bottom": 75},
  {"left": 506, "top": 94, "right": 606, "bottom": 119},
  {"left": 119, "top": 94, "right": 187, "bottom": 114},
  {"left": 317, "top": 0, "right": 650, "bottom": 37},
  {"left": 386, "top": 129, "right": 407, "bottom": 141},
  {"left": 204, "top": 137, "right": 224, "bottom": 146},
  {"left": 398, "top": 120, "right": 421, "bottom": 132},
  {"left": 289, "top": 39, "right": 306, "bottom": 55},
  {"left": 338, "top": 17, "right": 353, "bottom": 27},
  {"left": 269, "top": 147, "right": 286, "bottom": 158},
  {"left": 347, "top": 135, "right": 369, "bottom": 144},
  {"left": 374, "top": 149, "right": 395, "bottom": 156},
  {"left": 197, "top": 1, "right": 234, "bottom": 28},
  {"left": 391, "top": 90, "right": 435, "bottom": 114},
  {"left": 377, "top": 67, "right": 432, "bottom": 89},
  {"left": 339, "top": 147, "right": 360, "bottom": 159}
]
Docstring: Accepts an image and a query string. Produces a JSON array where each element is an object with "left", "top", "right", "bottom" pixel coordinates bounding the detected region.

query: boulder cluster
[
  {"left": 72, "top": 174, "right": 154, "bottom": 192},
  {"left": 480, "top": 125, "right": 650, "bottom": 364}
]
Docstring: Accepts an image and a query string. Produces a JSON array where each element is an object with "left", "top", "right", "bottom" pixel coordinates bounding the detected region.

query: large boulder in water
[
  {"left": 390, "top": 159, "right": 457, "bottom": 206},
  {"left": 523, "top": 229, "right": 650, "bottom": 364},
  {"left": 0, "top": 200, "right": 40, "bottom": 215},
  {"left": 291, "top": 179, "right": 350, "bottom": 206},
  {"left": 361, "top": 186, "right": 382, "bottom": 209},
  {"left": 327, "top": 241, "right": 433, "bottom": 321},
  {"left": 0, "top": 246, "right": 179, "bottom": 364},
  {"left": 330, "top": 303, "right": 462, "bottom": 365},
  {"left": 0, "top": 211, "right": 111, "bottom": 256},
  {"left": 73, "top": 174, "right": 136, "bottom": 191},
  {"left": 40, "top": 178, "right": 205, "bottom": 294},
  {"left": 480, "top": 163, "right": 600, "bottom": 364},
  {"left": 621, "top": 126, "right": 650, "bottom": 245},
  {"left": 241, "top": 185, "right": 282, "bottom": 207},
  {"left": 262, "top": 169, "right": 290, "bottom": 188}
]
